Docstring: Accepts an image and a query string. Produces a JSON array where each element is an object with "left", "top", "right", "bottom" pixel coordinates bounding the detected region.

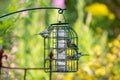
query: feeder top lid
[{"left": 50, "top": 22, "right": 69, "bottom": 26}]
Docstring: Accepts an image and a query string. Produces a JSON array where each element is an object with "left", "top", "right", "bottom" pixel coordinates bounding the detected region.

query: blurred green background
[{"left": 0, "top": 0, "right": 120, "bottom": 80}]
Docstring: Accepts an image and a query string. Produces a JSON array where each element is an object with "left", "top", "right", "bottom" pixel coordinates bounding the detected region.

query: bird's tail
[
  {"left": 75, "top": 50, "right": 78, "bottom": 54},
  {"left": 81, "top": 53, "right": 89, "bottom": 56}
]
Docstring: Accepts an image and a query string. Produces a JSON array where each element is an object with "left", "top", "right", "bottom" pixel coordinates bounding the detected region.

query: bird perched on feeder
[
  {"left": 66, "top": 38, "right": 78, "bottom": 53},
  {"left": 35, "top": 27, "right": 53, "bottom": 38},
  {"left": 35, "top": 29, "right": 50, "bottom": 38},
  {"left": 67, "top": 52, "right": 89, "bottom": 60}
]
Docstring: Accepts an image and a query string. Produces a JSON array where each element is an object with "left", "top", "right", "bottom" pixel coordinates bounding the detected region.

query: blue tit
[
  {"left": 40, "top": 29, "right": 50, "bottom": 38},
  {"left": 35, "top": 29, "right": 49, "bottom": 38},
  {"left": 66, "top": 38, "right": 78, "bottom": 53},
  {"left": 67, "top": 52, "right": 89, "bottom": 59},
  {"left": 35, "top": 28, "right": 53, "bottom": 38}
]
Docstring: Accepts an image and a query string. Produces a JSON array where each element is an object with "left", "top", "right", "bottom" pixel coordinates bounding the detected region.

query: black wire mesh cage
[{"left": 44, "top": 22, "right": 78, "bottom": 72}]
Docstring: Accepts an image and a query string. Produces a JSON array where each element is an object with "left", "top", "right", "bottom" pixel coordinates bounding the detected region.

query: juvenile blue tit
[
  {"left": 35, "top": 28, "right": 53, "bottom": 38},
  {"left": 67, "top": 52, "right": 89, "bottom": 59},
  {"left": 35, "top": 30, "right": 50, "bottom": 38},
  {"left": 66, "top": 38, "right": 78, "bottom": 53},
  {"left": 40, "top": 29, "right": 50, "bottom": 38}
]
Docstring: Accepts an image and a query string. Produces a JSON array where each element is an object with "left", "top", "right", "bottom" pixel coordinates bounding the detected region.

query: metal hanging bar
[{"left": 0, "top": 7, "right": 66, "bottom": 19}]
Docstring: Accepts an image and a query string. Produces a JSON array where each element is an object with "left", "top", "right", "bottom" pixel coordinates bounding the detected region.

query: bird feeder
[{"left": 44, "top": 22, "right": 78, "bottom": 72}]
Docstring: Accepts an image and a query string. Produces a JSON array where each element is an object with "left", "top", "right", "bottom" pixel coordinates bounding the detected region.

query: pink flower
[
  {"left": 11, "top": 46, "right": 18, "bottom": 53},
  {"left": 52, "top": 0, "right": 65, "bottom": 8},
  {"left": 20, "top": 0, "right": 25, "bottom": 3}
]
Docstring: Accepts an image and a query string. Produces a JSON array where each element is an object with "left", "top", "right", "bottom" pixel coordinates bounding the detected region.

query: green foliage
[{"left": 65, "top": 0, "right": 78, "bottom": 24}]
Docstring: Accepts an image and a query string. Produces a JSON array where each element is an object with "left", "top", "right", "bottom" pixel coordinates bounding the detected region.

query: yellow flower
[
  {"left": 95, "top": 67, "right": 106, "bottom": 76},
  {"left": 106, "top": 53, "right": 116, "bottom": 62},
  {"left": 87, "top": 75, "right": 94, "bottom": 80},
  {"left": 111, "top": 47, "right": 118, "bottom": 54},
  {"left": 85, "top": 3, "right": 115, "bottom": 20},
  {"left": 85, "top": 3, "right": 109, "bottom": 16},
  {"left": 113, "top": 40, "right": 119, "bottom": 47},
  {"left": 108, "top": 13, "right": 115, "bottom": 20}
]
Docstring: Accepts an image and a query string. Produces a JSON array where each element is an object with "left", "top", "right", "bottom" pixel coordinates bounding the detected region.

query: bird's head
[
  {"left": 66, "top": 38, "right": 71, "bottom": 43},
  {"left": 48, "top": 27, "right": 53, "bottom": 31}
]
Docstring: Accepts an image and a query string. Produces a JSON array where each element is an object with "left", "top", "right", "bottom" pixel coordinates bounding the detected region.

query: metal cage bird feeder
[{"left": 42, "top": 12, "right": 79, "bottom": 72}]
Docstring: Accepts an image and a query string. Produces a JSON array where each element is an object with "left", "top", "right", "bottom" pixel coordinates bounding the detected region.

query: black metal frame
[
  {"left": 0, "top": 7, "right": 66, "bottom": 19},
  {"left": 44, "top": 22, "right": 78, "bottom": 72}
]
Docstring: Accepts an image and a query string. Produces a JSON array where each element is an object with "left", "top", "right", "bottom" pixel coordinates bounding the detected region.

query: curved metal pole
[{"left": 0, "top": 7, "right": 66, "bottom": 19}]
